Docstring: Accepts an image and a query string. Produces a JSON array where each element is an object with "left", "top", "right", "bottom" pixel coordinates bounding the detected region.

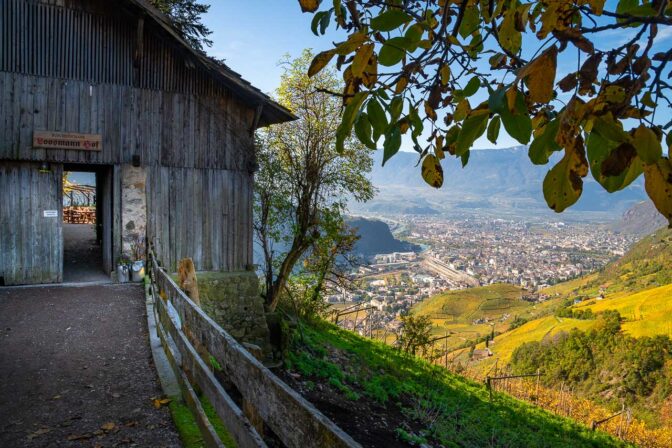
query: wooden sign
[{"left": 33, "top": 131, "right": 102, "bottom": 151}]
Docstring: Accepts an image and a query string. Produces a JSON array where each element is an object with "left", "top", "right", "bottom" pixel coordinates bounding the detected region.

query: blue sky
[
  {"left": 203, "top": 2, "right": 341, "bottom": 94},
  {"left": 201, "top": 2, "right": 671, "bottom": 152}
]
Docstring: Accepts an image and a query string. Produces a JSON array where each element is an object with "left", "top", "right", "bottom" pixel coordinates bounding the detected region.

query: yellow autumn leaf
[
  {"left": 588, "top": 0, "right": 605, "bottom": 15},
  {"left": 351, "top": 44, "right": 374, "bottom": 78},
  {"left": 152, "top": 397, "right": 172, "bottom": 409},
  {"left": 395, "top": 76, "right": 408, "bottom": 94},
  {"left": 505, "top": 87, "right": 518, "bottom": 113},
  {"left": 298, "top": 0, "right": 320, "bottom": 13},
  {"left": 499, "top": 10, "right": 521, "bottom": 54},
  {"left": 440, "top": 64, "right": 451, "bottom": 86},
  {"left": 517, "top": 46, "right": 557, "bottom": 103},
  {"left": 543, "top": 136, "right": 588, "bottom": 212},
  {"left": 421, "top": 154, "right": 444, "bottom": 188},
  {"left": 424, "top": 101, "right": 438, "bottom": 121},
  {"left": 308, "top": 50, "right": 335, "bottom": 77},
  {"left": 334, "top": 32, "right": 367, "bottom": 55},
  {"left": 435, "top": 135, "right": 444, "bottom": 159},
  {"left": 454, "top": 99, "right": 471, "bottom": 122},
  {"left": 643, "top": 157, "right": 672, "bottom": 225},
  {"left": 399, "top": 118, "right": 410, "bottom": 134},
  {"left": 362, "top": 54, "right": 378, "bottom": 88}
]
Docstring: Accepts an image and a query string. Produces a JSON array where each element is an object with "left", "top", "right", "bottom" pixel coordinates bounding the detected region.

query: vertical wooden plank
[{"left": 101, "top": 165, "right": 113, "bottom": 274}]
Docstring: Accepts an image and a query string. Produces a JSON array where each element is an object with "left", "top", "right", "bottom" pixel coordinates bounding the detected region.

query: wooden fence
[{"left": 147, "top": 251, "right": 360, "bottom": 448}]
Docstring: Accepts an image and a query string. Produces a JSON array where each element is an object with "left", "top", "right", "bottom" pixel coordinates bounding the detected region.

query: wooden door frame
[{"left": 62, "top": 163, "right": 114, "bottom": 276}]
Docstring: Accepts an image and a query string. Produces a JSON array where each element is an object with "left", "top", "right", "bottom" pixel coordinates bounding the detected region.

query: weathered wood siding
[
  {"left": 0, "top": 71, "right": 255, "bottom": 170},
  {"left": 0, "top": 0, "right": 261, "bottom": 277},
  {"left": 0, "top": 0, "right": 250, "bottom": 101},
  {"left": 0, "top": 161, "right": 63, "bottom": 285},
  {"left": 146, "top": 166, "right": 253, "bottom": 272}
]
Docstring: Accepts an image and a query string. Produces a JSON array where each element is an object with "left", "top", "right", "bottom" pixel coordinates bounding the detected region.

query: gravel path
[{"left": 0, "top": 284, "right": 181, "bottom": 447}]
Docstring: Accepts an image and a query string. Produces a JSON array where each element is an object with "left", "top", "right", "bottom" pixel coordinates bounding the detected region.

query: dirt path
[{"left": 0, "top": 284, "right": 181, "bottom": 447}]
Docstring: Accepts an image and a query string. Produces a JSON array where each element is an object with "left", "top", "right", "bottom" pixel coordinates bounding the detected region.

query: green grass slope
[{"left": 285, "top": 320, "right": 627, "bottom": 447}]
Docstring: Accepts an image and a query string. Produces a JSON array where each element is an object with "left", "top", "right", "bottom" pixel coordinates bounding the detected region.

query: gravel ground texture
[{"left": 0, "top": 283, "right": 182, "bottom": 447}]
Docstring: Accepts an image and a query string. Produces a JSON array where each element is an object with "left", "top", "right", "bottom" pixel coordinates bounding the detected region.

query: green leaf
[
  {"left": 404, "top": 24, "right": 424, "bottom": 43},
  {"left": 408, "top": 106, "right": 423, "bottom": 138},
  {"left": 500, "top": 106, "right": 532, "bottom": 145},
  {"left": 455, "top": 112, "right": 489, "bottom": 155},
  {"left": 487, "top": 116, "right": 501, "bottom": 144},
  {"left": 379, "top": 37, "right": 409, "bottom": 66},
  {"left": 355, "top": 112, "right": 377, "bottom": 149},
  {"left": 587, "top": 132, "right": 642, "bottom": 192},
  {"left": 382, "top": 125, "right": 402, "bottom": 165},
  {"left": 336, "top": 92, "right": 369, "bottom": 153},
  {"left": 311, "top": 12, "right": 325, "bottom": 36},
  {"left": 459, "top": 7, "right": 479, "bottom": 38},
  {"left": 499, "top": 11, "right": 521, "bottom": 54},
  {"left": 461, "top": 150, "right": 470, "bottom": 167},
  {"left": 592, "top": 115, "right": 629, "bottom": 143},
  {"left": 389, "top": 96, "right": 404, "bottom": 122},
  {"left": 446, "top": 125, "right": 460, "bottom": 146},
  {"left": 633, "top": 125, "right": 662, "bottom": 164},
  {"left": 370, "top": 9, "right": 412, "bottom": 31},
  {"left": 488, "top": 87, "right": 507, "bottom": 114},
  {"left": 529, "top": 118, "right": 561, "bottom": 164},
  {"left": 463, "top": 76, "right": 481, "bottom": 97},
  {"left": 367, "top": 98, "right": 388, "bottom": 141}
]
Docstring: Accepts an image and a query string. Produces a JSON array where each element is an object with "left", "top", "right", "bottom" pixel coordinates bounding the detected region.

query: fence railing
[{"left": 148, "top": 250, "right": 360, "bottom": 448}]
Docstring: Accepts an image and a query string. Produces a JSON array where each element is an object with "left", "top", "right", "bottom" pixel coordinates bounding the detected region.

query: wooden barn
[{"left": 0, "top": 0, "right": 294, "bottom": 285}]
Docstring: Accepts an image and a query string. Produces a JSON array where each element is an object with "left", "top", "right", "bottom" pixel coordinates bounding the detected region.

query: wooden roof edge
[{"left": 127, "top": 0, "right": 297, "bottom": 127}]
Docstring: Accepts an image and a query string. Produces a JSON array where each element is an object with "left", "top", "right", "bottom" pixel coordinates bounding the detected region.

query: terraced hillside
[
  {"left": 412, "top": 283, "right": 561, "bottom": 350},
  {"left": 448, "top": 227, "right": 672, "bottom": 375},
  {"left": 577, "top": 283, "right": 672, "bottom": 338}
]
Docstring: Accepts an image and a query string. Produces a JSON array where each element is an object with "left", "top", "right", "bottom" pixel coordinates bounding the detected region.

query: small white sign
[{"left": 43, "top": 210, "right": 58, "bottom": 218}]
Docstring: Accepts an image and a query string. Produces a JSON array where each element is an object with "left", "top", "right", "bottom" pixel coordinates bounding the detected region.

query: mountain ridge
[{"left": 361, "top": 146, "right": 648, "bottom": 217}]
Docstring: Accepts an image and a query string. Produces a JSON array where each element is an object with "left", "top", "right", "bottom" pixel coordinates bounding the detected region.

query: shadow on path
[
  {"left": 63, "top": 224, "right": 110, "bottom": 283},
  {"left": 0, "top": 284, "right": 181, "bottom": 447}
]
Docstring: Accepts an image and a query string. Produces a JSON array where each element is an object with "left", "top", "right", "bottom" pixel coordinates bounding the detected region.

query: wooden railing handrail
[{"left": 148, "top": 250, "right": 361, "bottom": 448}]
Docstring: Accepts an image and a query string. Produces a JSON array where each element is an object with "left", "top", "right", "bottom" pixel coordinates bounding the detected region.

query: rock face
[
  {"left": 611, "top": 201, "right": 668, "bottom": 236},
  {"left": 347, "top": 217, "right": 420, "bottom": 257},
  {"left": 196, "top": 271, "right": 271, "bottom": 354}
]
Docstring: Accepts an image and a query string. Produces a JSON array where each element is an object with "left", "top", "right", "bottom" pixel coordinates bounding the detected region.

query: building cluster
[
  {"left": 326, "top": 215, "right": 635, "bottom": 336},
  {"left": 406, "top": 216, "right": 634, "bottom": 288}
]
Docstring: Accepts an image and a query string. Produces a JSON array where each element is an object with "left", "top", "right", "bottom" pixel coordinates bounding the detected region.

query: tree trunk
[{"left": 266, "top": 237, "right": 309, "bottom": 312}]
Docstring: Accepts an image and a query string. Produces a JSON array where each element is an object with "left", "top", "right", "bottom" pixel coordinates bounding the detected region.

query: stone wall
[
  {"left": 121, "top": 165, "right": 147, "bottom": 260},
  {"left": 196, "top": 271, "right": 270, "bottom": 354}
]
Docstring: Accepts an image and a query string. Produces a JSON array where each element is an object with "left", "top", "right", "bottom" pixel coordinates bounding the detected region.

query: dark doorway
[{"left": 62, "top": 165, "right": 112, "bottom": 283}]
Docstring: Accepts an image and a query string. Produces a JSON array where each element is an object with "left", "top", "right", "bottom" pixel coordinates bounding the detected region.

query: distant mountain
[
  {"left": 611, "top": 201, "right": 668, "bottom": 236},
  {"left": 361, "top": 147, "right": 648, "bottom": 216},
  {"left": 347, "top": 217, "right": 420, "bottom": 257}
]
